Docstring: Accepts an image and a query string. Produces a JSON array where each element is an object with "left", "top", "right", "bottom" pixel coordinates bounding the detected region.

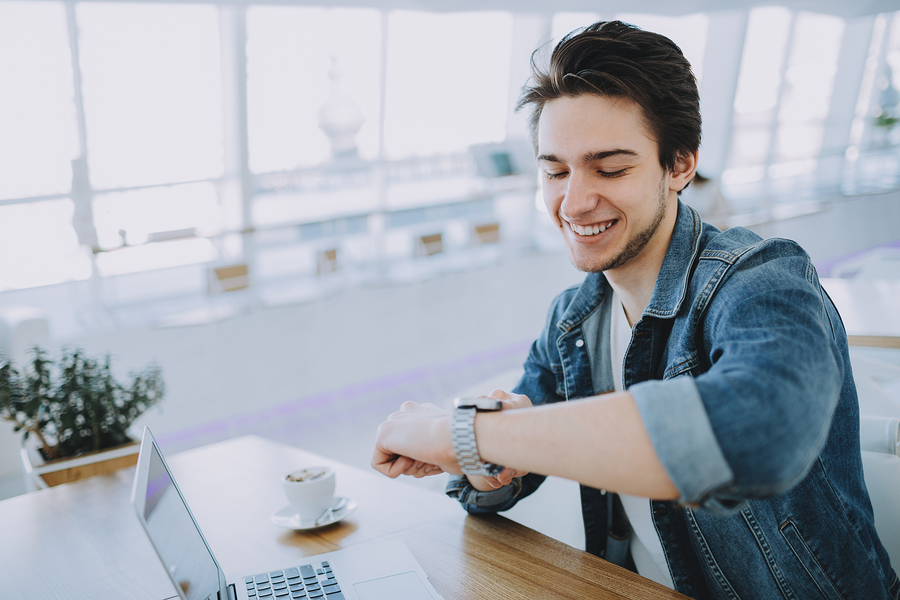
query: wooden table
[
  {"left": 0, "top": 435, "right": 688, "bottom": 600},
  {"left": 821, "top": 278, "right": 900, "bottom": 349}
]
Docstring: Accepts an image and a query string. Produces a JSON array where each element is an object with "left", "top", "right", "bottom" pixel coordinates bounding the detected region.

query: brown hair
[{"left": 517, "top": 20, "right": 701, "bottom": 173}]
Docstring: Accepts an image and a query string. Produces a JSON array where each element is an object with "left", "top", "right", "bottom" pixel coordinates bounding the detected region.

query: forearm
[{"left": 474, "top": 391, "right": 678, "bottom": 499}]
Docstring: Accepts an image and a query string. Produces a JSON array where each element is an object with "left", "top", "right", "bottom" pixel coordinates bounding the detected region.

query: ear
[{"left": 669, "top": 150, "right": 698, "bottom": 193}]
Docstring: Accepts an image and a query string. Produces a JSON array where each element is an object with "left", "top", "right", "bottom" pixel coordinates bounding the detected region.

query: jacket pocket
[{"left": 779, "top": 519, "right": 845, "bottom": 600}]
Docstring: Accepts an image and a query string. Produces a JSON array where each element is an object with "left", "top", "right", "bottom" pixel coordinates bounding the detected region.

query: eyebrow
[{"left": 537, "top": 149, "right": 639, "bottom": 164}]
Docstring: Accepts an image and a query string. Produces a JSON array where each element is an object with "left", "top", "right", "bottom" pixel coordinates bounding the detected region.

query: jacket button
[{"left": 575, "top": 339, "right": 584, "bottom": 347}]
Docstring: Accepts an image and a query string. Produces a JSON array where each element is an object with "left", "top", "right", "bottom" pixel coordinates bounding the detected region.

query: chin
[
  {"left": 567, "top": 251, "right": 611, "bottom": 274},
  {"left": 564, "top": 233, "right": 622, "bottom": 273}
]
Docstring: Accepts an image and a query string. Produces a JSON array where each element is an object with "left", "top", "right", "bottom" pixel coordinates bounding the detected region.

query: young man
[{"left": 372, "top": 21, "right": 897, "bottom": 599}]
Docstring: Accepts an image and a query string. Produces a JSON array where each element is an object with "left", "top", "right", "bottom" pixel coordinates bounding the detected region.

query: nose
[{"left": 559, "top": 170, "right": 599, "bottom": 221}]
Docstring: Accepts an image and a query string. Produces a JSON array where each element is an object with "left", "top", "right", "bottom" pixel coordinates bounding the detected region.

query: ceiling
[{"left": 196, "top": 0, "right": 900, "bottom": 19}]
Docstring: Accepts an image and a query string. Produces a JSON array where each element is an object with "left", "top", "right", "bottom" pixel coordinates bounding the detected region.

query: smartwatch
[{"left": 451, "top": 397, "right": 504, "bottom": 477}]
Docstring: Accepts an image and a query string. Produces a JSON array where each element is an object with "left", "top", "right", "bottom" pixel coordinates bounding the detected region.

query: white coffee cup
[{"left": 282, "top": 467, "right": 336, "bottom": 521}]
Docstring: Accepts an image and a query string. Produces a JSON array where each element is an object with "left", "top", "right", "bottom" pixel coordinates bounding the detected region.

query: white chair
[
  {"left": 853, "top": 349, "right": 900, "bottom": 568},
  {"left": 862, "top": 449, "right": 900, "bottom": 566},
  {"left": 0, "top": 306, "right": 49, "bottom": 362}
]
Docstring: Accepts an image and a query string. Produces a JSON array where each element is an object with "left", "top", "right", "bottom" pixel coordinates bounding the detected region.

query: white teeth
[{"left": 571, "top": 222, "right": 612, "bottom": 236}]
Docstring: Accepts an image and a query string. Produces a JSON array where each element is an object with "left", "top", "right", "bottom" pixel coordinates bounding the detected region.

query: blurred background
[{"left": 1, "top": 0, "right": 899, "bottom": 533}]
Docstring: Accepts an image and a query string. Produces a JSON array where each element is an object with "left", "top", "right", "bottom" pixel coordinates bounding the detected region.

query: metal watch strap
[{"left": 451, "top": 407, "right": 504, "bottom": 477}]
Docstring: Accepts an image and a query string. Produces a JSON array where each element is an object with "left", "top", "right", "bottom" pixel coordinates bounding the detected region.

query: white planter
[{"left": 19, "top": 437, "right": 140, "bottom": 491}]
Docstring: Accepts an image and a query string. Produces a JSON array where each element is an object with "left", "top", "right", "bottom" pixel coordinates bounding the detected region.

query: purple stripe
[{"left": 816, "top": 239, "right": 900, "bottom": 277}]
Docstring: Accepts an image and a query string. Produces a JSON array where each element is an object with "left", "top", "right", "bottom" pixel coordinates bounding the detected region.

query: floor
[{"left": 1, "top": 189, "right": 898, "bottom": 551}]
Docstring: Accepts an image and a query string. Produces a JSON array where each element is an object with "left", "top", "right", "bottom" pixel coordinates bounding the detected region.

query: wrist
[
  {"left": 472, "top": 412, "right": 490, "bottom": 462},
  {"left": 467, "top": 474, "right": 498, "bottom": 492},
  {"left": 438, "top": 415, "right": 458, "bottom": 473},
  {"left": 451, "top": 398, "right": 504, "bottom": 477}
]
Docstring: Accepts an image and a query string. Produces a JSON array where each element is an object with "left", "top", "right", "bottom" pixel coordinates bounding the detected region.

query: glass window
[
  {"left": 773, "top": 12, "right": 843, "bottom": 166},
  {"left": 383, "top": 11, "right": 513, "bottom": 159},
  {"left": 0, "top": 200, "right": 91, "bottom": 290},
  {"left": 246, "top": 6, "right": 382, "bottom": 173},
  {"left": 614, "top": 13, "right": 709, "bottom": 83},
  {"left": 880, "top": 12, "right": 900, "bottom": 142},
  {"left": 0, "top": 1, "right": 79, "bottom": 200},
  {"left": 725, "top": 9, "right": 844, "bottom": 187},
  {"left": 724, "top": 7, "right": 793, "bottom": 186},
  {"left": 550, "top": 13, "right": 708, "bottom": 83},
  {"left": 94, "top": 238, "right": 215, "bottom": 278},
  {"left": 732, "top": 7, "right": 793, "bottom": 119},
  {"left": 552, "top": 12, "right": 602, "bottom": 42},
  {"left": 92, "top": 182, "right": 222, "bottom": 249},
  {"left": 853, "top": 11, "right": 900, "bottom": 151},
  {"left": 76, "top": 2, "right": 224, "bottom": 189},
  {"left": 885, "top": 13, "right": 900, "bottom": 94}
]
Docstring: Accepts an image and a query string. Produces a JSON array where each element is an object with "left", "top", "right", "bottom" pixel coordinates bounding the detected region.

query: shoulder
[
  {"left": 687, "top": 226, "right": 820, "bottom": 317},
  {"left": 696, "top": 226, "right": 814, "bottom": 281},
  {"left": 699, "top": 225, "right": 809, "bottom": 262}
]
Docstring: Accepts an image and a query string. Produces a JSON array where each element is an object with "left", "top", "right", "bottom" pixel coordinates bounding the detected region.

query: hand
[
  {"left": 468, "top": 466, "right": 527, "bottom": 491},
  {"left": 372, "top": 402, "right": 458, "bottom": 478},
  {"left": 485, "top": 389, "right": 533, "bottom": 412},
  {"left": 466, "top": 390, "right": 532, "bottom": 490},
  {"left": 371, "top": 391, "right": 534, "bottom": 482}
]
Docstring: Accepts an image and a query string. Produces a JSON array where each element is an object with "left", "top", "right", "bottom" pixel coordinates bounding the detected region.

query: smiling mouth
[{"left": 568, "top": 219, "right": 617, "bottom": 237}]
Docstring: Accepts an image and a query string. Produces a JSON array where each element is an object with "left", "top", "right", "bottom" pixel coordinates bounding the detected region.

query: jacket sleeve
[
  {"left": 631, "top": 240, "right": 844, "bottom": 512},
  {"left": 445, "top": 291, "right": 572, "bottom": 513}
]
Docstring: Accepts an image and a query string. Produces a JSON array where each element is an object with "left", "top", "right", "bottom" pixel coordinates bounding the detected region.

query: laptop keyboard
[{"left": 244, "top": 561, "right": 344, "bottom": 600}]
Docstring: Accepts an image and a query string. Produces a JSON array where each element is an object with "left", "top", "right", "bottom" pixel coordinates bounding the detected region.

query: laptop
[{"left": 131, "top": 427, "right": 444, "bottom": 600}]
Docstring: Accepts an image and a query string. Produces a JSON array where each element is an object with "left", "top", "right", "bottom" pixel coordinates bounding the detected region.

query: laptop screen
[{"left": 140, "top": 436, "right": 221, "bottom": 600}]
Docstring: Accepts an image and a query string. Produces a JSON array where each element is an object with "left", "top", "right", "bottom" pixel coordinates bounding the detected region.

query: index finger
[
  {"left": 372, "top": 445, "right": 404, "bottom": 478},
  {"left": 387, "top": 455, "right": 416, "bottom": 478}
]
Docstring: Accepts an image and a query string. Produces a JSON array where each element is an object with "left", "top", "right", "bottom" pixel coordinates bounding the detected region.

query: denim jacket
[{"left": 446, "top": 202, "right": 897, "bottom": 600}]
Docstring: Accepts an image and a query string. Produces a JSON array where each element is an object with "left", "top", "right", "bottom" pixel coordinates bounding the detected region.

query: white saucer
[{"left": 271, "top": 497, "right": 357, "bottom": 530}]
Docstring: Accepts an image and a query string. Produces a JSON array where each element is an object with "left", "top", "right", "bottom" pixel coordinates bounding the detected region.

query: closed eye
[
  {"left": 544, "top": 170, "right": 568, "bottom": 180},
  {"left": 599, "top": 168, "right": 629, "bottom": 178}
]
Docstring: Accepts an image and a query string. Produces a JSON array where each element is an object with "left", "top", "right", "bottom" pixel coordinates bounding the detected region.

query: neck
[{"left": 604, "top": 201, "right": 678, "bottom": 326}]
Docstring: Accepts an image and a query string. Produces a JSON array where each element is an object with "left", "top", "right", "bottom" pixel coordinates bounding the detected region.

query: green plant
[
  {"left": 0, "top": 347, "right": 164, "bottom": 461},
  {"left": 875, "top": 113, "right": 900, "bottom": 130}
]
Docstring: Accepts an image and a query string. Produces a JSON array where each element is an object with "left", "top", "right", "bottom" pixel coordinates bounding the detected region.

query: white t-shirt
[{"left": 609, "top": 291, "right": 675, "bottom": 589}]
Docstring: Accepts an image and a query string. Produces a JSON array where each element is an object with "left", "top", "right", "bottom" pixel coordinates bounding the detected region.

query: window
[
  {"left": 383, "top": 11, "right": 513, "bottom": 159},
  {"left": 852, "top": 11, "right": 900, "bottom": 151},
  {"left": 246, "top": 6, "right": 382, "bottom": 173},
  {"left": 92, "top": 182, "right": 221, "bottom": 249},
  {"left": 1, "top": 2, "right": 883, "bottom": 302},
  {"left": 0, "top": 1, "right": 79, "bottom": 200},
  {"left": 0, "top": 200, "right": 90, "bottom": 290},
  {"left": 614, "top": 13, "right": 709, "bottom": 84},
  {"left": 552, "top": 12, "right": 601, "bottom": 43},
  {"left": 772, "top": 12, "right": 843, "bottom": 177},
  {"left": 0, "top": 2, "right": 89, "bottom": 291},
  {"left": 724, "top": 8, "right": 844, "bottom": 189},
  {"left": 76, "top": 2, "right": 224, "bottom": 189},
  {"left": 551, "top": 13, "right": 708, "bottom": 84}
]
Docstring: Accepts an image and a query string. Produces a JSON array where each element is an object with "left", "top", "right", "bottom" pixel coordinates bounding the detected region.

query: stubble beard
[{"left": 570, "top": 175, "right": 669, "bottom": 274}]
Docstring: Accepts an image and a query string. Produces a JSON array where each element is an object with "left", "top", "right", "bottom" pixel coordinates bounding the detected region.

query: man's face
[{"left": 537, "top": 94, "right": 679, "bottom": 274}]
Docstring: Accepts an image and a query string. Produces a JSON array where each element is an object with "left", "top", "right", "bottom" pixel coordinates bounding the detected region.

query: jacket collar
[
  {"left": 644, "top": 200, "right": 704, "bottom": 319},
  {"left": 557, "top": 201, "right": 703, "bottom": 331}
]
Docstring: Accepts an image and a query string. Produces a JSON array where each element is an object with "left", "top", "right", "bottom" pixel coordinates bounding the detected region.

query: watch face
[{"left": 453, "top": 397, "right": 503, "bottom": 411}]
